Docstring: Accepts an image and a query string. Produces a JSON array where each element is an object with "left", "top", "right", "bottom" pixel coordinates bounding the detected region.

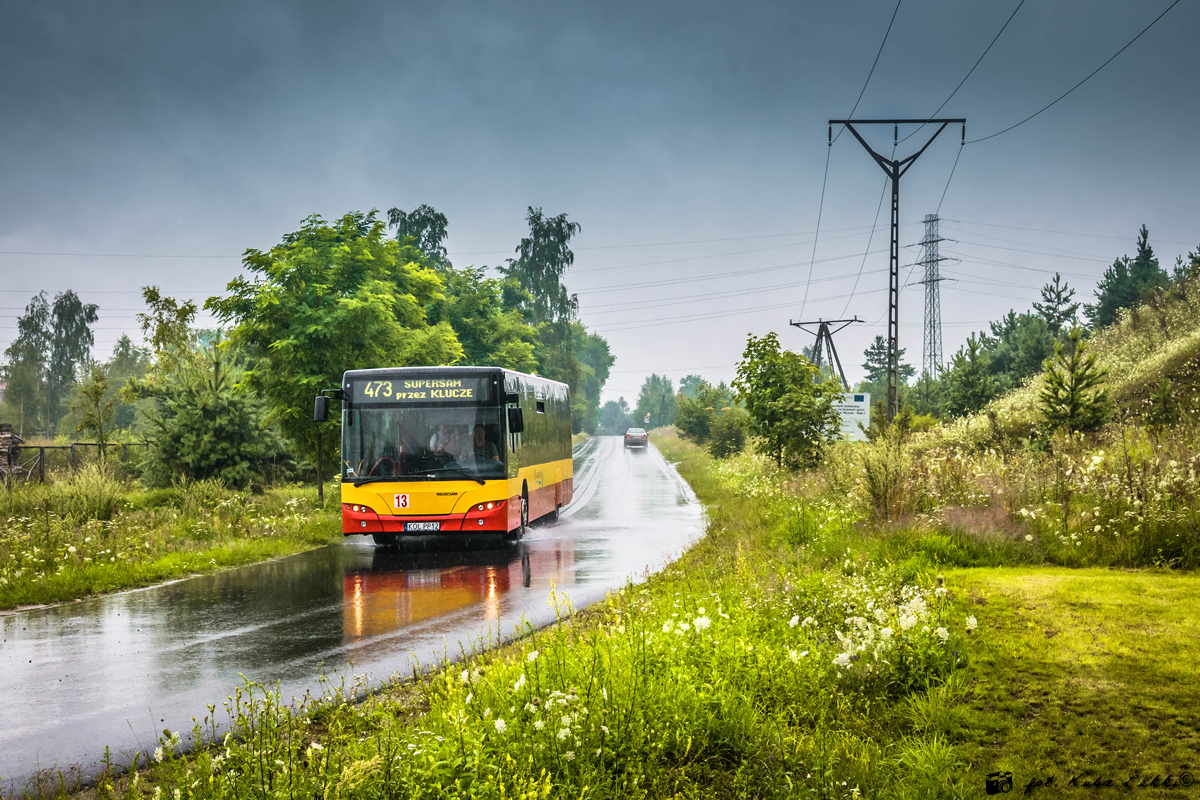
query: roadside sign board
[
  {"left": 644, "top": 413, "right": 651, "bottom": 424},
  {"left": 833, "top": 393, "right": 870, "bottom": 441}
]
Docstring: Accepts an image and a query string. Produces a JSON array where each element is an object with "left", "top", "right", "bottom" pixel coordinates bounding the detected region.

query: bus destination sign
[{"left": 350, "top": 376, "right": 490, "bottom": 404}]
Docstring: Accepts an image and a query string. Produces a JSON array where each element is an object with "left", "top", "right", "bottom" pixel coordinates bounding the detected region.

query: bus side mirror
[
  {"left": 507, "top": 407, "right": 524, "bottom": 434},
  {"left": 313, "top": 395, "right": 329, "bottom": 423}
]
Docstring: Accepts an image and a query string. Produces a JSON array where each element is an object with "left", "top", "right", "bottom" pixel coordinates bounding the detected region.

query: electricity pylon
[
  {"left": 916, "top": 213, "right": 949, "bottom": 378},
  {"left": 789, "top": 317, "right": 860, "bottom": 391},
  {"left": 828, "top": 118, "right": 965, "bottom": 420}
]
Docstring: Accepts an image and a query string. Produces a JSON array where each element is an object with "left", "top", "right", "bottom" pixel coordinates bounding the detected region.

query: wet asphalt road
[{"left": 0, "top": 437, "right": 703, "bottom": 788}]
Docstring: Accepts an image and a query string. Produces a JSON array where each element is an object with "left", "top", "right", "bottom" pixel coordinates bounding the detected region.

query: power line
[
  {"left": 832, "top": 0, "right": 904, "bottom": 145},
  {"left": 944, "top": 218, "right": 1197, "bottom": 246},
  {"left": 949, "top": 238, "right": 1109, "bottom": 262},
  {"left": 966, "top": 0, "right": 1185, "bottom": 144},
  {"left": 840, "top": 170, "right": 892, "bottom": 317},
  {"left": 799, "top": 145, "right": 833, "bottom": 318},
  {"left": 0, "top": 250, "right": 235, "bottom": 259},
  {"left": 899, "top": 0, "right": 1028, "bottom": 144},
  {"left": 935, "top": 144, "right": 964, "bottom": 214}
]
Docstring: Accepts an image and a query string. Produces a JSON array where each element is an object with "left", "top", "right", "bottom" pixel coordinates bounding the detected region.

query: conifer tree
[
  {"left": 1033, "top": 273, "right": 1080, "bottom": 337},
  {"left": 1085, "top": 225, "right": 1167, "bottom": 329},
  {"left": 943, "top": 334, "right": 996, "bottom": 417},
  {"left": 1038, "top": 328, "right": 1112, "bottom": 433}
]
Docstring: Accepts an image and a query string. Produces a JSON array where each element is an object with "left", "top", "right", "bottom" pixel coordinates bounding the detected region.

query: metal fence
[{"left": 1, "top": 442, "right": 151, "bottom": 483}]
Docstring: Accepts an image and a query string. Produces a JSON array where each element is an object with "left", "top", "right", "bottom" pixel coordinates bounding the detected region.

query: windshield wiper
[{"left": 426, "top": 467, "right": 486, "bottom": 485}]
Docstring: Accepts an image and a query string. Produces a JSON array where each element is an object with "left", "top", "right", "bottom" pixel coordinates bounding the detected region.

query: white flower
[
  {"left": 934, "top": 587, "right": 947, "bottom": 599},
  {"left": 564, "top": 750, "right": 576, "bottom": 761},
  {"left": 153, "top": 747, "right": 164, "bottom": 763},
  {"left": 661, "top": 621, "right": 674, "bottom": 633},
  {"left": 880, "top": 627, "right": 894, "bottom": 640},
  {"left": 526, "top": 650, "right": 539, "bottom": 663},
  {"left": 1025, "top": 534, "right": 1034, "bottom": 542},
  {"left": 899, "top": 612, "right": 917, "bottom": 631},
  {"left": 965, "top": 615, "right": 978, "bottom": 632},
  {"left": 788, "top": 615, "right": 800, "bottom": 628},
  {"left": 693, "top": 616, "right": 711, "bottom": 631},
  {"left": 465, "top": 692, "right": 473, "bottom": 705},
  {"left": 557, "top": 728, "right": 570, "bottom": 741},
  {"left": 494, "top": 718, "right": 507, "bottom": 734},
  {"left": 513, "top": 673, "right": 526, "bottom": 693},
  {"left": 802, "top": 616, "right": 815, "bottom": 627},
  {"left": 533, "top": 719, "right": 545, "bottom": 731},
  {"left": 936, "top": 627, "right": 950, "bottom": 643},
  {"left": 460, "top": 669, "right": 471, "bottom": 684},
  {"left": 68, "top": 545, "right": 77, "bottom": 554},
  {"left": 833, "top": 652, "right": 851, "bottom": 668},
  {"left": 308, "top": 742, "right": 324, "bottom": 752}
]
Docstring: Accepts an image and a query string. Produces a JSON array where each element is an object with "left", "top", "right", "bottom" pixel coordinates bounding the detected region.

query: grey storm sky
[{"left": 2, "top": 0, "right": 1198, "bottom": 403}]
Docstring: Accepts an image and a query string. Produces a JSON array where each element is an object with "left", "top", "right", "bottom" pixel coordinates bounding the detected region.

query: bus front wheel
[{"left": 509, "top": 487, "right": 529, "bottom": 541}]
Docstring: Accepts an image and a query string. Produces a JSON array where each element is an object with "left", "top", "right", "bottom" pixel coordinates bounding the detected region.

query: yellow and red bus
[{"left": 320, "top": 367, "right": 573, "bottom": 545}]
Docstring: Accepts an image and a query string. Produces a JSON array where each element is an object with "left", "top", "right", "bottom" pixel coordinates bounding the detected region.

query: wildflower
[
  {"left": 526, "top": 650, "right": 539, "bottom": 663},
  {"left": 565, "top": 751, "right": 576, "bottom": 762},
  {"left": 153, "top": 747, "right": 164, "bottom": 763},
  {"left": 899, "top": 612, "right": 917, "bottom": 631},
  {"left": 833, "top": 653, "right": 851, "bottom": 668},
  {"left": 308, "top": 742, "right": 324, "bottom": 752},
  {"left": 513, "top": 673, "right": 526, "bottom": 693},
  {"left": 936, "top": 627, "right": 950, "bottom": 643},
  {"left": 966, "top": 615, "right": 978, "bottom": 632},
  {"left": 460, "top": 669, "right": 471, "bottom": 684},
  {"left": 534, "top": 719, "right": 545, "bottom": 731},
  {"left": 68, "top": 545, "right": 77, "bottom": 554},
  {"left": 465, "top": 693, "right": 473, "bottom": 705},
  {"left": 788, "top": 615, "right": 800, "bottom": 628},
  {"left": 557, "top": 728, "right": 570, "bottom": 741},
  {"left": 802, "top": 616, "right": 815, "bottom": 627},
  {"left": 880, "top": 627, "right": 894, "bottom": 640},
  {"left": 494, "top": 718, "right": 507, "bottom": 734},
  {"left": 1025, "top": 534, "right": 1033, "bottom": 542},
  {"left": 693, "top": 616, "right": 711, "bottom": 631},
  {"left": 934, "top": 587, "right": 948, "bottom": 599}
]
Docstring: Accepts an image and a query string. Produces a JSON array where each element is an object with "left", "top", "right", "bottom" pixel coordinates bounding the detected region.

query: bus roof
[{"left": 341, "top": 365, "right": 569, "bottom": 390}]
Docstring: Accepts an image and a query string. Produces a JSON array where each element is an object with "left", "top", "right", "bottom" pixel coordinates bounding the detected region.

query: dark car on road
[{"left": 624, "top": 428, "right": 648, "bottom": 449}]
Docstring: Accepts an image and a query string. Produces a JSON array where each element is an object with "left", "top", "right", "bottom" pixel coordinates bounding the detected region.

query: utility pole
[
  {"left": 828, "top": 118, "right": 965, "bottom": 420},
  {"left": 916, "top": 213, "right": 949, "bottom": 378},
  {"left": 788, "top": 317, "right": 860, "bottom": 390}
]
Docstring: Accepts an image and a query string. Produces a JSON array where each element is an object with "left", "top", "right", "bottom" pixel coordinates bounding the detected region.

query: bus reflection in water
[{"left": 342, "top": 542, "right": 577, "bottom": 639}]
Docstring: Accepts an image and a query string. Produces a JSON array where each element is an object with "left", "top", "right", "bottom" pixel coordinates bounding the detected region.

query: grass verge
[{"left": 1, "top": 466, "right": 340, "bottom": 609}]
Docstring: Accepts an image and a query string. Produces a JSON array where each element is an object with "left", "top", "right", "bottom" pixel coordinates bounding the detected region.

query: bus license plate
[{"left": 405, "top": 522, "right": 440, "bottom": 532}]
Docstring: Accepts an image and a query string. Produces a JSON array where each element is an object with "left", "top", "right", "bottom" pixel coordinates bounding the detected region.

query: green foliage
[
  {"left": 675, "top": 379, "right": 743, "bottom": 457},
  {"left": 633, "top": 373, "right": 678, "bottom": 430},
  {"left": 1085, "top": 224, "right": 1169, "bottom": 329},
  {"left": 73, "top": 367, "right": 116, "bottom": 452},
  {"left": 428, "top": 266, "right": 537, "bottom": 371},
  {"left": 137, "top": 286, "right": 197, "bottom": 377},
  {"left": 858, "top": 335, "right": 916, "bottom": 401},
  {"left": 130, "top": 335, "right": 288, "bottom": 489},
  {"left": 387, "top": 204, "right": 449, "bottom": 261},
  {"left": 679, "top": 373, "right": 705, "bottom": 398},
  {"left": 984, "top": 311, "right": 1055, "bottom": 390},
  {"left": 942, "top": 334, "right": 997, "bottom": 417},
  {"left": 47, "top": 290, "right": 99, "bottom": 433},
  {"left": 1032, "top": 272, "right": 1080, "bottom": 337},
  {"left": 570, "top": 323, "right": 614, "bottom": 434},
  {"left": 734, "top": 332, "right": 841, "bottom": 468},
  {"left": 1038, "top": 328, "right": 1112, "bottom": 433},
  {"left": 597, "top": 397, "right": 633, "bottom": 434},
  {"left": 501, "top": 206, "right": 581, "bottom": 325},
  {"left": 207, "top": 211, "right": 463, "bottom": 466}
]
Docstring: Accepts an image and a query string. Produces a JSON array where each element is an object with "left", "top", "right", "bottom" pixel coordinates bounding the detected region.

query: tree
[
  {"left": 859, "top": 335, "right": 915, "bottom": 400},
  {"left": 429, "top": 266, "right": 537, "bottom": 372},
  {"left": 984, "top": 311, "right": 1055, "bottom": 390},
  {"left": 104, "top": 334, "right": 151, "bottom": 430},
  {"left": 207, "top": 211, "right": 463, "bottom": 469},
  {"left": 571, "top": 324, "right": 615, "bottom": 434},
  {"left": 943, "top": 334, "right": 997, "bottom": 417},
  {"left": 908, "top": 371, "right": 945, "bottom": 418},
  {"left": 598, "top": 398, "right": 634, "bottom": 434},
  {"left": 734, "top": 332, "right": 841, "bottom": 468},
  {"left": 2, "top": 292, "right": 50, "bottom": 435},
  {"left": 387, "top": 204, "right": 449, "bottom": 262},
  {"left": 1085, "top": 225, "right": 1168, "bottom": 329},
  {"left": 1039, "top": 327, "right": 1112, "bottom": 433},
  {"left": 1033, "top": 273, "right": 1080, "bottom": 337},
  {"left": 131, "top": 334, "right": 287, "bottom": 488},
  {"left": 676, "top": 380, "right": 736, "bottom": 446},
  {"left": 137, "top": 286, "right": 197, "bottom": 378},
  {"left": 679, "top": 374, "right": 705, "bottom": 399},
  {"left": 634, "top": 374, "right": 678, "bottom": 429},
  {"left": 73, "top": 367, "right": 116, "bottom": 456},
  {"left": 501, "top": 207, "right": 581, "bottom": 325}
]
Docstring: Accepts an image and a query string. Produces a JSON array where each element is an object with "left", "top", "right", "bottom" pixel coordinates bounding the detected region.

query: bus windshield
[{"left": 343, "top": 405, "right": 505, "bottom": 482}]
